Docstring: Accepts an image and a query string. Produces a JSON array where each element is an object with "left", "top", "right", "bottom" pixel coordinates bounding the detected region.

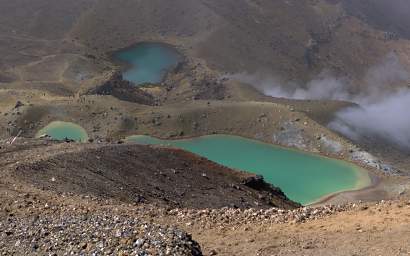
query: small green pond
[
  {"left": 36, "top": 121, "right": 89, "bottom": 142},
  {"left": 114, "top": 42, "right": 182, "bottom": 85},
  {"left": 127, "top": 134, "right": 371, "bottom": 205}
]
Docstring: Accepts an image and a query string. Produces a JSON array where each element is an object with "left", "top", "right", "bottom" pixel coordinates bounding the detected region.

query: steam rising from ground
[
  {"left": 229, "top": 53, "right": 410, "bottom": 149},
  {"left": 329, "top": 90, "right": 410, "bottom": 148}
]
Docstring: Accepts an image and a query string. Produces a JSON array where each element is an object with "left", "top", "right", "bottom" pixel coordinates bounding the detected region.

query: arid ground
[{"left": 1, "top": 0, "right": 410, "bottom": 255}]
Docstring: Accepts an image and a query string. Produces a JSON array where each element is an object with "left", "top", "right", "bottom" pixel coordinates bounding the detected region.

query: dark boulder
[
  {"left": 242, "top": 175, "right": 302, "bottom": 208},
  {"left": 14, "top": 101, "right": 25, "bottom": 109}
]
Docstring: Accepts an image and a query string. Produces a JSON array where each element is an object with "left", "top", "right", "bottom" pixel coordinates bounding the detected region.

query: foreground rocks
[
  {"left": 1, "top": 139, "right": 408, "bottom": 255},
  {"left": 0, "top": 211, "right": 202, "bottom": 256},
  {"left": 166, "top": 203, "right": 360, "bottom": 228},
  {"left": 0, "top": 191, "right": 403, "bottom": 256}
]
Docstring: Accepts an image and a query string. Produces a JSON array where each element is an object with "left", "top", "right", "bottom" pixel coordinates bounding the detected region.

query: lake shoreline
[
  {"left": 35, "top": 121, "right": 89, "bottom": 143},
  {"left": 308, "top": 172, "right": 380, "bottom": 206},
  {"left": 127, "top": 134, "right": 375, "bottom": 206},
  {"left": 108, "top": 41, "right": 184, "bottom": 86}
]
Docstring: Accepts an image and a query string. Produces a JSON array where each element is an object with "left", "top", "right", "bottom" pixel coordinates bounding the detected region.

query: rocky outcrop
[
  {"left": 86, "top": 72, "right": 154, "bottom": 105},
  {"left": 273, "top": 121, "right": 307, "bottom": 150},
  {"left": 14, "top": 101, "right": 25, "bottom": 109},
  {"left": 242, "top": 175, "right": 302, "bottom": 208}
]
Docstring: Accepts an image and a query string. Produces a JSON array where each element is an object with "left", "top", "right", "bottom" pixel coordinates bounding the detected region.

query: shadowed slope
[{"left": 11, "top": 141, "right": 300, "bottom": 209}]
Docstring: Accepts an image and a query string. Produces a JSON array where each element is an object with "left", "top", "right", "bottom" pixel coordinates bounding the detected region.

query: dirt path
[{"left": 191, "top": 201, "right": 410, "bottom": 255}]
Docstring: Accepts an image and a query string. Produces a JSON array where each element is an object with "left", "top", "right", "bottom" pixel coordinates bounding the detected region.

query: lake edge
[
  {"left": 126, "top": 134, "right": 373, "bottom": 205},
  {"left": 110, "top": 41, "right": 184, "bottom": 86}
]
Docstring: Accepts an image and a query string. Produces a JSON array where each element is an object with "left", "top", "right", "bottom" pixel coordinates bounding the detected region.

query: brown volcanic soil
[
  {"left": 0, "top": 0, "right": 409, "bottom": 177},
  {"left": 340, "top": 0, "right": 410, "bottom": 39},
  {"left": 3, "top": 139, "right": 299, "bottom": 210},
  {"left": 1, "top": 140, "right": 410, "bottom": 255},
  {"left": 2, "top": 0, "right": 410, "bottom": 85},
  {"left": 191, "top": 200, "right": 410, "bottom": 256},
  {"left": 0, "top": 89, "right": 405, "bottom": 205},
  {"left": 1, "top": 1, "right": 410, "bottom": 254},
  {"left": 66, "top": 0, "right": 410, "bottom": 82}
]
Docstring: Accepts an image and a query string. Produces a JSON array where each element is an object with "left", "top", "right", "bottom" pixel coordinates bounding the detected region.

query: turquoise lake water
[
  {"left": 127, "top": 134, "right": 371, "bottom": 205},
  {"left": 114, "top": 42, "right": 182, "bottom": 85},
  {"left": 36, "top": 121, "right": 89, "bottom": 142}
]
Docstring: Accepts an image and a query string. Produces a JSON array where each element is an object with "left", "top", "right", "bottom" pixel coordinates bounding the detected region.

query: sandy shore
[{"left": 311, "top": 171, "right": 383, "bottom": 206}]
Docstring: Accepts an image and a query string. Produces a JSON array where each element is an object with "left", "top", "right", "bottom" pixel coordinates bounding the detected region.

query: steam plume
[{"left": 229, "top": 53, "right": 410, "bottom": 149}]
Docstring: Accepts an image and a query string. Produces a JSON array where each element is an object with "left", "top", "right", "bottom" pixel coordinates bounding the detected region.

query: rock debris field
[{"left": 0, "top": 211, "right": 201, "bottom": 256}]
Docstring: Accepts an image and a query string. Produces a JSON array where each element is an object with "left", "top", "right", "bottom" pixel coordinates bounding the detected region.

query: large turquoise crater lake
[
  {"left": 127, "top": 134, "right": 371, "bottom": 205},
  {"left": 114, "top": 42, "right": 182, "bottom": 85}
]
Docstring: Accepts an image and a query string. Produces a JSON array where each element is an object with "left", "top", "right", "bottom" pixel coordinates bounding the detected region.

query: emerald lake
[
  {"left": 36, "top": 121, "right": 89, "bottom": 142},
  {"left": 114, "top": 42, "right": 182, "bottom": 85},
  {"left": 127, "top": 134, "right": 371, "bottom": 205}
]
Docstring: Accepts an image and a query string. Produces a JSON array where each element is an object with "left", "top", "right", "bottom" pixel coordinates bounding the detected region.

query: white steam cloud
[
  {"left": 228, "top": 53, "right": 410, "bottom": 149},
  {"left": 328, "top": 89, "right": 410, "bottom": 148}
]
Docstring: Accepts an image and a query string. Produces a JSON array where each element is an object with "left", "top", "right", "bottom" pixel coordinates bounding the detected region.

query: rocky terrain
[
  {"left": 8, "top": 139, "right": 299, "bottom": 209},
  {"left": 1, "top": 0, "right": 409, "bottom": 171},
  {"left": 85, "top": 72, "right": 155, "bottom": 105},
  {"left": 0, "top": 139, "right": 410, "bottom": 255},
  {"left": 1, "top": 211, "right": 202, "bottom": 256},
  {"left": 2, "top": 0, "right": 410, "bottom": 91},
  {"left": 0, "top": 138, "right": 300, "bottom": 255},
  {"left": 1, "top": 0, "right": 410, "bottom": 255}
]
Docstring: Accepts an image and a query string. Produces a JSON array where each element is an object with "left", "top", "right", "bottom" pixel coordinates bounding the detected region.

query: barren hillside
[
  {"left": 1, "top": 1, "right": 410, "bottom": 255},
  {"left": 2, "top": 0, "right": 410, "bottom": 83},
  {"left": 0, "top": 140, "right": 409, "bottom": 255}
]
